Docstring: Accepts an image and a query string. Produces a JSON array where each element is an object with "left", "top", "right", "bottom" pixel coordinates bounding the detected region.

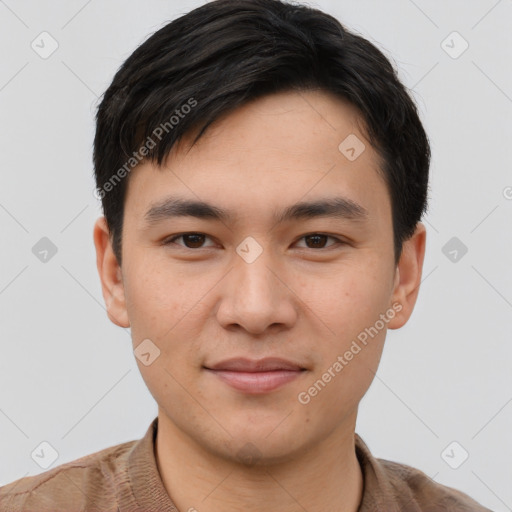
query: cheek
[
  {"left": 298, "top": 257, "right": 392, "bottom": 381},
  {"left": 124, "top": 267, "right": 206, "bottom": 364},
  {"left": 124, "top": 266, "right": 190, "bottom": 337},
  {"left": 299, "top": 259, "right": 390, "bottom": 328}
]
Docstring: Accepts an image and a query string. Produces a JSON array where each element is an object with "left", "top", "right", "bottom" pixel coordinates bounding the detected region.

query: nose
[{"left": 215, "top": 245, "right": 298, "bottom": 335}]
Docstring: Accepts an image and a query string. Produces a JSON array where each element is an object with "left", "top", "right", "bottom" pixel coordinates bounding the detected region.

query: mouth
[
  {"left": 203, "top": 357, "right": 307, "bottom": 394},
  {"left": 204, "top": 357, "right": 307, "bottom": 372}
]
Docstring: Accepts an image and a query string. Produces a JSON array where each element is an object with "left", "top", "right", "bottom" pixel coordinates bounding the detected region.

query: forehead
[{"left": 124, "top": 89, "right": 391, "bottom": 229}]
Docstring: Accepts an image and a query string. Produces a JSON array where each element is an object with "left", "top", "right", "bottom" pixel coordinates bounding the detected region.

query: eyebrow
[{"left": 143, "top": 195, "right": 369, "bottom": 227}]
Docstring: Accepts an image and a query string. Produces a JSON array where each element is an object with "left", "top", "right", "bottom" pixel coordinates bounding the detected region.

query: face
[{"left": 94, "top": 89, "right": 426, "bottom": 464}]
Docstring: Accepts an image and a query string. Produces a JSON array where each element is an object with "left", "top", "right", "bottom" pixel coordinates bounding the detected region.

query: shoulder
[
  {"left": 354, "top": 434, "right": 492, "bottom": 511},
  {"left": 0, "top": 439, "right": 136, "bottom": 512},
  {"left": 378, "top": 457, "right": 493, "bottom": 511}
]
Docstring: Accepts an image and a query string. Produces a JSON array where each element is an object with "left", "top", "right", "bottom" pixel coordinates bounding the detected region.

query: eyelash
[{"left": 162, "top": 232, "right": 346, "bottom": 251}]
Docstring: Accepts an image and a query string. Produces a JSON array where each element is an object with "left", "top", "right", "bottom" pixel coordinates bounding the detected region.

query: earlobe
[
  {"left": 93, "top": 216, "right": 130, "bottom": 328},
  {"left": 387, "top": 222, "right": 427, "bottom": 330}
]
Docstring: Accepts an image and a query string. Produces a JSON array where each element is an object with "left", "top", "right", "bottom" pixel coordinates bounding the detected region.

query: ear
[
  {"left": 387, "top": 222, "right": 427, "bottom": 329},
  {"left": 93, "top": 216, "right": 130, "bottom": 328}
]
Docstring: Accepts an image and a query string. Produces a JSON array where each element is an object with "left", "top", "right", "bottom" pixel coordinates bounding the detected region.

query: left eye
[
  {"left": 163, "top": 233, "right": 343, "bottom": 250},
  {"left": 295, "top": 234, "right": 342, "bottom": 249}
]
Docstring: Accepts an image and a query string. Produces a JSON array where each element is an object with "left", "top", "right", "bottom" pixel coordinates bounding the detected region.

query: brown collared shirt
[{"left": 0, "top": 417, "right": 492, "bottom": 511}]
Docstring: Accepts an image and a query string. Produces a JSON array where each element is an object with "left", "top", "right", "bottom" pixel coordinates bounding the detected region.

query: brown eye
[
  {"left": 304, "top": 234, "right": 328, "bottom": 248},
  {"left": 163, "top": 233, "right": 213, "bottom": 249},
  {"left": 181, "top": 234, "right": 206, "bottom": 248},
  {"left": 296, "top": 234, "right": 342, "bottom": 250},
  {"left": 162, "top": 232, "right": 344, "bottom": 251}
]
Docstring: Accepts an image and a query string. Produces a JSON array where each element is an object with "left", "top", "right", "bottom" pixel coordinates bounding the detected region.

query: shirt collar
[{"left": 126, "top": 416, "right": 405, "bottom": 512}]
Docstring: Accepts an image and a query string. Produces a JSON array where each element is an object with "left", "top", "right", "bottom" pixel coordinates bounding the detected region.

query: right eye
[{"left": 162, "top": 232, "right": 216, "bottom": 249}]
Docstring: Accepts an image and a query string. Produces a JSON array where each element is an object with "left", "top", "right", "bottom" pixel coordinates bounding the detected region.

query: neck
[{"left": 154, "top": 412, "right": 364, "bottom": 512}]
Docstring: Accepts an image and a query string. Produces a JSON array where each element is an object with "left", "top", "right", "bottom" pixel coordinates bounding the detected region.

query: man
[{"left": 0, "top": 0, "right": 492, "bottom": 510}]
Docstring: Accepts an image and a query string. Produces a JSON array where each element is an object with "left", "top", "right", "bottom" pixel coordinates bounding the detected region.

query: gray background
[{"left": 0, "top": 0, "right": 511, "bottom": 510}]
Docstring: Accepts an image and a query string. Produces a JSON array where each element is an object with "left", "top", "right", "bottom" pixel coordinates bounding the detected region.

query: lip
[
  {"left": 203, "top": 357, "right": 307, "bottom": 394},
  {"left": 205, "top": 357, "right": 306, "bottom": 372},
  {"left": 206, "top": 369, "right": 305, "bottom": 394}
]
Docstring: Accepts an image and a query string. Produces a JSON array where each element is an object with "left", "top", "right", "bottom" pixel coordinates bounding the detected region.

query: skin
[{"left": 94, "top": 89, "right": 426, "bottom": 512}]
